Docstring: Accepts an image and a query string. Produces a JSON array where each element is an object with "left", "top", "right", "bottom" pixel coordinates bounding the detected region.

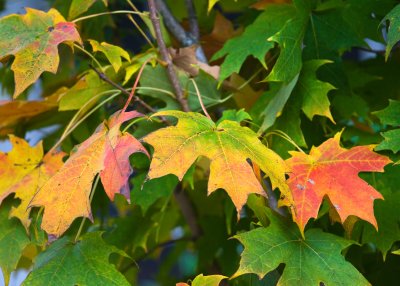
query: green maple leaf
[
  {"left": 374, "top": 100, "right": 400, "bottom": 153},
  {"left": 234, "top": 208, "right": 369, "bottom": 286},
  {"left": 211, "top": 4, "right": 296, "bottom": 82},
  {"left": 23, "top": 232, "right": 130, "bottom": 286}
]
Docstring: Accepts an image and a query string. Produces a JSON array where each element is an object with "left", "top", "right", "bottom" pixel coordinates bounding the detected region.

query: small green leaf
[
  {"left": 216, "top": 109, "right": 251, "bottom": 125},
  {"left": 299, "top": 60, "right": 335, "bottom": 122},
  {"left": 69, "top": 0, "right": 108, "bottom": 20},
  {"left": 89, "top": 40, "right": 130, "bottom": 73}
]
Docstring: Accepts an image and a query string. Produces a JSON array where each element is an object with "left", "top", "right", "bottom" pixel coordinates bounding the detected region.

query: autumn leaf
[
  {"left": 0, "top": 95, "right": 58, "bottom": 136},
  {"left": 0, "top": 136, "right": 64, "bottom": 231},
  {"left": 234, "top": 208, "right": 369, "bottom": 285},
  {"left": 0, "top": 8, "right": 82, "bottom": 98},
  {"left": 144, "top": 111, "right": 292, "bottom": 215},
  {"left": 22, "top": 232, "right": 130, "bottom": 286},
  {"left": 286, "top": 132, "right": 391, "bottom": 234},
  {"left": 30, "top": 111, "right": 148, "bottom": 237}
]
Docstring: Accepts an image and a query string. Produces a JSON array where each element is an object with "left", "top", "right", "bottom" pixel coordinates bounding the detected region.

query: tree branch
[
  {"left": 148, "top": 0, "right": 202, "bottom": 240},
  {"left": 148, "top": 0, "right": 190, "bottom": 112},
  {"left": 184, "top": 0, "right": 207, "bottom": 63},
  {"left": 154, "top": 0, "right": 207, "bottom": 63},
  {"left": 154, "top": 0, "right": 195, "bottom": 46},
  {"left": 184, "top": 0, "right": 199, "bottom": 41}
]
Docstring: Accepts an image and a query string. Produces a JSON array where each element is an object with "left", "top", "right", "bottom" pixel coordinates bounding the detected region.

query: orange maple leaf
[
  {"left": 30, "top": 111, "right": 148, "bottom": 237},
  {"left": 0, "top": 136, "right": 64, "bottom": 231},
  {"left": 286, "top": 132, "right": 392, "bottom": 234}
]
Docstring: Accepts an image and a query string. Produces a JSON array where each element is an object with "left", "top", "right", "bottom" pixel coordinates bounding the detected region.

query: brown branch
[
  {"left": 148, "top": 0, "right": 203, "bottom": 240},
  {"left": 148, "top": 0, "right": 190, "bottom": 112}
]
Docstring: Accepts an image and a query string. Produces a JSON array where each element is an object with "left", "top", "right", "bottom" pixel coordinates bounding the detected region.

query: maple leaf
[
  {"left": 22, "top": 232, "right": 130, "bottom": 286},
  {"left": 286, "top": 132, "right": 391, "bottom": 233},
  {"left": 0, "top": 95, "right": 58, "bottom": 136},
  {"left": 30, "top": 111, "right": 148, "bottom": 237},
  {"left": 0, "top": 136, "right": 64, "bottom": 231},
  {"left": 234, "top": 208, "right": 370, "bottom": 285},
  {"left": 0, "top": 8, "right": 82, "bottom": 98},
  {"left": 211, "top": 4, "right": 296, "bottom": 82},
  {"left": 144, "top": 111, "right": 292, "bottom": 215}
]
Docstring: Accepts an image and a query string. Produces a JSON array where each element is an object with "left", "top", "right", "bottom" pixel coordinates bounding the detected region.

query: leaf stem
[
  {"left": 265, "top": 130, "right": 305, "bottom": 153},
  {"left": 49, "top": 92, "right": 120, "bottom": 153},
  {"left": 74, "top": 175, "right": 100, "bottom": 242},
  {"left": 72, "top": 10, "right": 147, "bottom": 23},
  {"left": 121, "top": 58, "right": 152, "bottom": 114},
  {"left": 190, "top": 78, "right": 211, "bottom": 120},
  {"left": 73, "top": 43, "right": 103, "bottom": 71}
]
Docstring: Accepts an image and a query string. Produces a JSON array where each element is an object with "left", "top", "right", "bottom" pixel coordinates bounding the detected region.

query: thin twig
[
  {"left": 190, "top": 78, "right": 211, "bottom": 120},
  {"left": 184, "top": 0, "right": 199, "bottom": 40},
  {"left": 74, "top": 175, "right": 100, "bottom": 242},
  {"left": 72, "top": 10, "right": 147, "bottom": 23},
  {"left": 121, "top": 59, "right": 152, "bottom": 113},
  {"left": 74, "top": 43, "right": 103, "bottom": 71},
  {"left": 154, "top": 0, "right": 207, "bottom": 63},
  {"left": 89, "top": 65, "right": 153, "bottom": 113},
  {"left": 148, "top": 0, "right": 190, "bottom": 112}
]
